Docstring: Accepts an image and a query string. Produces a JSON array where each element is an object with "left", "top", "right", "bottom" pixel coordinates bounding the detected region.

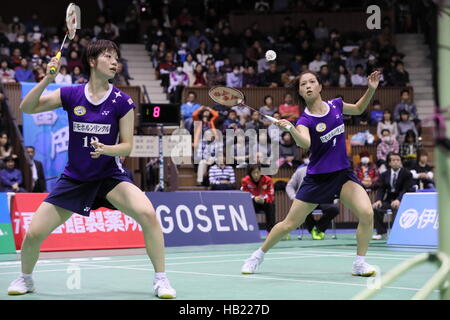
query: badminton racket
[
  {"left": 49, "top": 3, "right": 81, "bottom": 74},
  {"left": 208, "top": 86, "right": 293, "bottom": 131}
]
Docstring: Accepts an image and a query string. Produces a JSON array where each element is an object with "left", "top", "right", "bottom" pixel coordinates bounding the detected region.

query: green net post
[{"left": 437, "top": 1, "right": 450, "bottom": 300}]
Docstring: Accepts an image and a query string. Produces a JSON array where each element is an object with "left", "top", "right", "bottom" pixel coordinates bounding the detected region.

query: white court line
[{"left": 75, "top": 262, "right": 437, "bottom": 294}]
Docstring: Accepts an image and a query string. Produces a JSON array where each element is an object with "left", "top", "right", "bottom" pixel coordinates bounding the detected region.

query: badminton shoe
[
  {"left": 372, "top": 233, "right": 387, "bottom": 240},
  {"left": 153, "top": 277, "right": 176, "bottom": 299},
  {"left": 352, "top": 261, "right": 377, "bottom": 277},
  {"left": 241, "top": 254, "right": 264, "bottom": 274},
  {"left": 311, "top": 227, "right": 325, "bottom": 240},
  {"left": 8, "top": 275, "right": 35, "bottom": 295}
]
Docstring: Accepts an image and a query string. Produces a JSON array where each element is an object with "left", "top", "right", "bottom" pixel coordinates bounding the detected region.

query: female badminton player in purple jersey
[
  {"left": 241, "top": 70, "right": 382, "bottom": 277},
  {"left": 7, "top": 40, "right": 176, "bottom": 299}
]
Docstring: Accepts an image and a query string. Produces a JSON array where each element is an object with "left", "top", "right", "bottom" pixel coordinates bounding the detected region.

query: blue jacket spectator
[
  {"left": 180, "top": 91, "right": 201, "bottom": 132},
  {"left": 0, "top": 157, "right": 26, "bottom": 192},
  {"left": 15, "top": 59, "right": 35, "bottom": 82}
]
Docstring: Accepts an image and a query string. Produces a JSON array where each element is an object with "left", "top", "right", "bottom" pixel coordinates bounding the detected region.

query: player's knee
[
  {"left": 136, "top": 208, "right": 158, "bottom": 225},
  {"left": 281, "top": 220, "right": 297, "bottom": 233},
  {"left": 359, "top": 208, "right": 374, "bottom": 225},
  {"left": 24, "top": 229, "right": 46, "bottom": 244}
]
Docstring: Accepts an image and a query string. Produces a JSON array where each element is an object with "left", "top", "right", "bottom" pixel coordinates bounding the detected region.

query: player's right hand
[
  {"left": 46, "top": 56, "right": 62, "bottom": 79},
  {"left": 275, "top": 119, "right": 294, "bottom": 132}
]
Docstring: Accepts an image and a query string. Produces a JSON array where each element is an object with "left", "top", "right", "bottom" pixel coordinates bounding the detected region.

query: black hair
[
  {"left": 405, "top": 129, "right": 416, "bottom": 142},
  {"left": 25, "top": 145, "right": 35, "bottom": 151},
  {"left": 372, "top": 99, "right": 381, "bottom": 105},
  {"left": 187, "top": 91, "right": 197, "bottom": 98},
  {"left": 82, "top": 39, "right": 120, "bottom": 75},
  {"left": 263, "top": 95, "right": 273, "bottom": 104},
  {"left": 247, "top": 164, "right": 261, "bottom": 176},
  {"left": 400, "top": 89, "right": 410, "bottom": 95},
  {"left": 381, "top": 128, "right": 390, "bottom": 135},
  {"left": 387, "top": 152, "right": 401, "bottom": 164},
  {"left": 290, "top": 70, "right": 322, "bottom": 106},
  {"left": 400, "top": 110, "right": 410, "bottom": 116}
]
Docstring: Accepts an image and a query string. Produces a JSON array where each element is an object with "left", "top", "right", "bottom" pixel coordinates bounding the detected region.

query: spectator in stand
[
  {"left": 226, "top": 65, "right": 243, "bottom": 88},
  {"left": 157, "top": 51, "right": 176, "bottom": 92},
  {"left": 34, "top": 66, "right": 46, "bottom": 82},
  {"left": 71, "top": 66, "right": 88, "bottom": 84},
  {"left": 0, "top": 156, "right": 26, "bottom": 192},
  {"left": 0, "top": 60, "right": 15, "bottom": 83},
  {"left": 243, "top": 65, "right": 260, "bottom": 87},
  {"left": 245, "top": 40, "right": 263, "bottom": 67},
  {"left": 318, "top": 64, "right": 332, "bottom": 87},
  {"left": 410, "top": 150, "right": 435, "bottom": 190},
  {"left": 182, "top": 53, "right": 197, "bottom": 76},
  {"left": 299, "top": 39, "right": 314, "bottom": 63},
  {"left": 390, "top": 61, "right": 411, "bottom": 87},
  {"left": 290, "top": 54, "right": 304, "bottom": 76},
  {"left": 351, "top": 64, "right": 368, "bottom": 86},
  {"left": 397, "top": 110, "right": 417, "bottom": 143},
  {"left": 211, "top": 43, "right": 225, "bottom": 68},
  {"left": 26, "top": 146, "right": 46, "bottom": 192},
  {"left": 66, "top": 50, "right": 83, "bottom": 74},
  {"left": 192, "top": 63, "right": 206, "bottom": 86},
  {"left": 308, "top": 52, "right": 327, "bottom": 73},
  {"left": 278, "top": 92, "right": 300, "bottom": 123},
  {"left": 218, "top": 27, "right": 237, "bottom": 54},
  {"left": 245, "top": 110, "right": 265, "bottom": 131},
  {"left": 241, "top": 164, "right": 276, "bottom": 232},
  {"left": 354, "top": 151, "right": 379, "bottom": 190},
  {"left": 376, "top": 129, "right": 399, "bottom": 173},
  {"left": 180, "top": 91, "right": 201, "bottom": 132},
  {"left": 205, "top": 64, "right": 224, "bottom": 86},
  {"left": 219, "top": 57, "right": 233, "bottom": 75},
  {"left": 168, "top": 63, "right": 189, "bottom": 104},
  {"left": 187, "top": 29, "right": 210, "bottom": 53},
  {"left": 0, "top": 132, "right": 14, "bottom": 165},
  {"left": 99, "top": 21, "right": 120, "bottom": 43},
  {"left": 331, "top": 64, "right": 351, "bottom": 87},
  {"left": 278, "top": 132, "right": 300, "bottom": 168},
  {"left": 195, "top": 40, "right": 212, "bottom": 66},
  {"left": 314, "top": 18, "right": 330, "bottom": 41},
  {"left": 259, "top": 95, "right": 276, "bottom": 117},
  {"left": 377, "top": 109, "right": 398, "bottom": 140},
  {"left": 281, "top": 68, "right": 296, "bottom": 88},
  {"left": 192, "top": 106, "right": 219, "bottom": 154},
  {"left": 393, "top": 89, "right": 421, "bottom": 135},
  {"left": 209, "top": 162, "right": 236, "bottom": 190},
  {"left": 54, "top": 65, "right": 72, "bottom": 84},
  {"left": 14, "top": 58, "right": 34, "bottom": 82},
  {"left": 328, "top": 50, "right": 344, "bottom": 75},
  {"left": 260, "top": 62, "right": 282, "bottom": 87},
  {"left": 10, "top": 48, "right": 23, "bottom": 68},
  {"left": 372, "top": 153, "right": 414, "bottom": 240},
  {"left": 346, "top": 48, "right": 366, "bottom": 74},
  {"left": 369, "top": 100, "right": 384, "bottom": 126},
  {"left": 399, "top": 129, "right": 421, "bottom": 169},
  {"left": 176, "top": 7, "right": 194, "bottom": 30},
  {"left": 112, "top": 62, "right": 129, "bottom": 86}
]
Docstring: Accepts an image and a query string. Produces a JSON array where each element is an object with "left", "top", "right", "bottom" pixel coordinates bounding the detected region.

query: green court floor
[{"left": 0, "top": 234, "right": 440, "bottom": 300}]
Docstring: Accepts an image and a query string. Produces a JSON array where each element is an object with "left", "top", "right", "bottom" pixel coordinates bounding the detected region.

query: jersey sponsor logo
[
  {"left": 127, "top": 98, "right": 133, "bottom": 105},
  {"left": 74, "top": 106, "right": 87, "bottom": 116},
  {"left": 320, "top": 123, "right": 344, "bottom": 143},
  {"left": 316, "top": 122, "right": 327, "bottom": 133},
  {"left": 73, "top": 121, "right": 111, "bottom": 134}
]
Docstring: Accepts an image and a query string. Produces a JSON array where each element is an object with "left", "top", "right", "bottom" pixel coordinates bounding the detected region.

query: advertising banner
[
  {"left": 11, "top": 192, "right": 260, "bottom": 251},
  {"left": 0, "top": 193, "right": 16, "bottom": 254},
  {"left": 387, "top": 192, "right": 438, "bottom": 247}
]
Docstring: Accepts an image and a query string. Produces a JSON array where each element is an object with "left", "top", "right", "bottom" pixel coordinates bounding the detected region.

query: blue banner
[
  {"left": 387, "top": 192, "right": 438, "bottom": 247},
  {"left": 0, "top": 192, "right": 16, "bottom": 254},
  {"left": 21, "top": 82, "right": 79, "bottom": 192},
  {"left": 147, "top": 191, "right": 261, "bottom": 246}
]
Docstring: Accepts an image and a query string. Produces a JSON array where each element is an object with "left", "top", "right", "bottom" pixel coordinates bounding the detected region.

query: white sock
[
  {"left": 21, "top": 273, "right": 32, "bottom": 279},
  {"left": 154, "top": 272, "right": 167, "bottom": 281},
  {"left": 355, "top": 255, "right": 365, "bottom": 264},
  {"left": 253, "top": 248, "right": 265, "bottom": 259}
]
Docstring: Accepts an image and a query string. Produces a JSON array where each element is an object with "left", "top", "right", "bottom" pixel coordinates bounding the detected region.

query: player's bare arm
[
  {"left": 20, "top": 57, "right": 62, "bottom": 114},
  {"left": 343, "top": 71, "right": 381, "bottom": 116},
  {"left": 90, "top": 108, "right": 134, "bottom": 158}
]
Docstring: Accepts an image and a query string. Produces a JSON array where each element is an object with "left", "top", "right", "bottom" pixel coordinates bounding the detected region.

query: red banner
[{"left": 11, "top": 193, "right": 145, "bottom": 251}]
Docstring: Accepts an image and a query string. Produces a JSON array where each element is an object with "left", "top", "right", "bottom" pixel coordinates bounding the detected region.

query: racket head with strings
[
  {"left": 66, "top": 3, "right": 81, "bottom": 40},
  {"left": 208, "top": 86, "right": 246, "bottom": 107}
]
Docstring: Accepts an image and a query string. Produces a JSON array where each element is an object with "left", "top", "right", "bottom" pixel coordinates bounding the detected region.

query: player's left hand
[
  {"left": 90, "top": 141, "right": 106, "bottom": 158},
  {"left": 368, "top": 71, "right": 381, "bottom": 90}
]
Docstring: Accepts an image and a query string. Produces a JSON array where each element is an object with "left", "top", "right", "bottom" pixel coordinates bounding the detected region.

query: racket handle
[
  {"left": 265, "top": 115, "right": 293, "bottom": 131},
  {"left": 49, "top": 52, "right": 62, "bottom": 75}
]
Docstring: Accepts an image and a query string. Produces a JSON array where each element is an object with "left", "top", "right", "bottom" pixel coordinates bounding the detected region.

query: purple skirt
[
  {"left": 44, "top": 173, "right": 134, "bottom": 216},
  {"left": 295, "top": 168, "right": 363, "bottom": 204}
]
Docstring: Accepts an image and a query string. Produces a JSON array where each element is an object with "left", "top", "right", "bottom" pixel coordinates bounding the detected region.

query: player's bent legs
[
  {"left": 340, "top": 181, "right": 374, "bottom": 256},
  {"left": 106, "top": 182, "right": 165, "bottom": 272},
  {"left": 261, "top": 199, "right": 317, "bottom": 252},
  {"left": 21, "top": 202, "right": 73, "bottom": 274}
]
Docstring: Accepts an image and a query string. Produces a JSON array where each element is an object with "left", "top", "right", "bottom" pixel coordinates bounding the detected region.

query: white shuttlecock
[{"left": 265, "top": 50, "right": 277, "bottom": 61}]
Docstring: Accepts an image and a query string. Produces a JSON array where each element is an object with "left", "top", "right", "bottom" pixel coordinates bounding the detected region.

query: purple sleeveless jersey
[
  {"left": 59, "top": 84, "right": 136, "bottom": 181},
  {"left": 296, "top": 97, "right": 350, "bottom": 175}
]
